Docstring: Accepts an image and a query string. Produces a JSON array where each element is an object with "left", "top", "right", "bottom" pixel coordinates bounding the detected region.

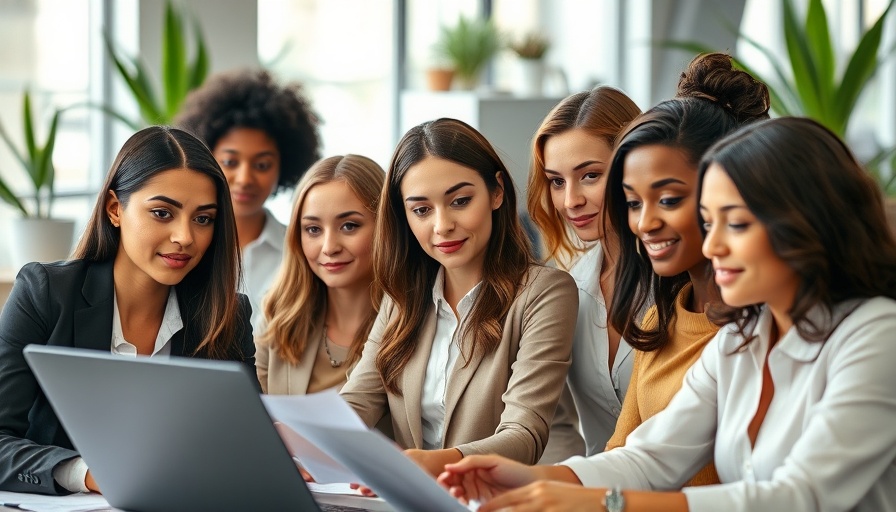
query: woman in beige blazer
[
  {"left": 256, "top": 154, "right": 385, "bottom": 395},
  {"left": 340, "top": 118, "right": 578, "bottom": 478}
]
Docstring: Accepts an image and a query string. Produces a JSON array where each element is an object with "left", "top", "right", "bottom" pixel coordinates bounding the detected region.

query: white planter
[
  {"left": 9, "top": 217, "right": 76, "bottom": 270},
  {"left": 516, "top": 59, "right": 545, "bottom": 97}
]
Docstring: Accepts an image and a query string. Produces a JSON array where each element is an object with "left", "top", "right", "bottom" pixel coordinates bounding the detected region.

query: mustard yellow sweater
[{"left": 605, "top": 283, "right": 720, "bottom": 486}]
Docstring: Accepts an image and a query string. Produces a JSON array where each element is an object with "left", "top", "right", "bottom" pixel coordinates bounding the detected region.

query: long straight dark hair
[
  {"left": 605, "top": 53, "right": 770, "bottom": 352},
  {"left": 699, "top": 117, "right": 896, "bottom": 343},
  {"left": 73, "top": 126, "right": 244, "bottom": 359},
  {"left": 373, "top": 118, "right": 532, "bottom": 394}
]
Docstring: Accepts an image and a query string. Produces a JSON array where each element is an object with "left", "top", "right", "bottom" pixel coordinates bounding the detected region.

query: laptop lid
[{"left": 23, "top": 345, "right": 325, "bottom": 512}]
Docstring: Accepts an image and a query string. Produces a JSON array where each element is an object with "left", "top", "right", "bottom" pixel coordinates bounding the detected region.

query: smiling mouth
[
  {"left": 435, "top": 240, "right": 466, "bottom": 253},
  {"left": 568, "top": 213, "right": 598, "bottom": 227},
  {"left": 321, "top": 262, "right": 350, "bottom": 270},
  {"left": 644, "top": 240, "right": 676, "bottom": 251}
]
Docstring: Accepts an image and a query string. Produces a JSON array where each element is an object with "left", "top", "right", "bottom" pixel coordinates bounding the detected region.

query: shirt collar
[
  {"left": 758, "top": 301, "right": 857, "bottom": 362},
  {"left": 112, "top": 287, "right": 183, "bottom": 355},
  {"left": 431, "top": 266, "right": 482, "bottom": 318},
  {"left": 246, "top": 209, "right": 286, "bottom": 252}
]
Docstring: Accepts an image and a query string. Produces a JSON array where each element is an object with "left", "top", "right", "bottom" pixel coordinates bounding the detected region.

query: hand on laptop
[{"left": 85, "top": 469, "right": 101, "bottom": 493}]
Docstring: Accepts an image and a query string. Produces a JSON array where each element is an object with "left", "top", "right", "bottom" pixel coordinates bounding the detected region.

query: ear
[
  {"left": 492, "top": 171, "right": 505, "bottom": 211},
  {"left": 105, "top": 190, "right": 122, "bottom": 228}
]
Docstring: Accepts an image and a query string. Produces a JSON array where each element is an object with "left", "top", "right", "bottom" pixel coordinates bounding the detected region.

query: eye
[
  {"left": 151, "top": 208, "right": 172, "bottom": 220},
  {"left": 659, "top": 197, "right": 683, "bottom": 207},
  {"left": 304, "top": 225, "right": 321, "bottom": 236},
  {"left": 411, "top": 206, "right": 431, "bottom": 217},
  {"left": 582, "top": 172, "right": 602, "bottom": 182},
  {"left": 548, "top": 177, "right": 564, "bottom": 189},
  {"left": 451, "top": 196, "right": 472, "bottom": 207},
  {"left": 702, "top": 221, "right": 713, "bottom": 231},
  {"left": 729, "top": 222, "right": 749, "bottom": 231},
  {"left": 342, "top": 221, "right": 361, "bottom": 232},
  {"left": 195, "top": 214, "right": 215, "bottom": 226},
  {"left": 255, "top": 161, "right": 274, "bottom": 172},
  {"left": 625, "top": 200, "right": 642, "bottom": 210},
  {"left": 219, "top": 159, "right": 238, "bottom": 169}
]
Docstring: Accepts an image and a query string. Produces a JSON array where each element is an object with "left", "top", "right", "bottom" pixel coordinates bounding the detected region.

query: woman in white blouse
[
  {"left": 438, "top": 117, "right": 896, "bottom": 512},
  {"left": 526, "top": 87, "right": 641, "bottom": 459}
]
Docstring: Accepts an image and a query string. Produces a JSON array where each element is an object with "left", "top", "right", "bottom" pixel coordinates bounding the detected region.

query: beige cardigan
[
  {"left": 340, "top": 264, "right": 578, "bottom": 465},
  {"left": 256, "top": 324, "right": 351, "bottom": 395}
]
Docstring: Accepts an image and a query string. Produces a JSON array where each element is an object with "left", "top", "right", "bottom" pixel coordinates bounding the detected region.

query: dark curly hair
[{"left": 175, "top": 68, "right": 322, "bottom": 193}]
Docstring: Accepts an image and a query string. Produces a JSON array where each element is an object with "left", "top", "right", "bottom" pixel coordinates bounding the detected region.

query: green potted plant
[
  {"left": 661, "top": 0, "right": 895, "bottom": 192},
  {"left": 0, "top": 90, "right": 75, "bottom": 268},
  {"left": 661, "top": 0, "right": 896, "bottom": 233},
  {"left": 509, "top": 31, "right": 551, "bottom": 96},
  {"left": 101, "top": 0, "right": 209, "bottom": 129},
  {"left": 434, "top": 15, "right": 501, "bottom": 91}
]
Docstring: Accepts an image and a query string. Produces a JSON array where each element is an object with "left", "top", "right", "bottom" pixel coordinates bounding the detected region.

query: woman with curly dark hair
[{"left": 175, "top": 69, "right": 321, "bottom": 330}]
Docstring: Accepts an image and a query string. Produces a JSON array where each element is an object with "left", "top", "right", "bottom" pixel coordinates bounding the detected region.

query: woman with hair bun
[
  {"left": 438, "top": 52, "right": 772, "bottom": 506},
  {"left": 440, "top": 116, "right": 896, "bottom": 512}
]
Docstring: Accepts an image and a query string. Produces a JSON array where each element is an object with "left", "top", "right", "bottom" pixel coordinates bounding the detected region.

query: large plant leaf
[
  {"left": 34, "top": 109, "right": 60, "bottom": 217},
  {"left": 22, "top": 92, "right": 39, "bottom": 186},
  {"left": 188, "top": 18, "right": 209, "bottom": 90},
  {"left": 0, "top": 176, "right": 28, "bottom": 216},
  {"left": 804, "top": 0, "right": 835, "bottom": 109},
  {"left": 103, "top": 31, "right": 162, "bottom": 125},
  {"left": 162, "top": 0, "right": 188, "bottom": 118},
  {"left": 834, "top": 0, "right": 895, "bottom": 135},
  {"left": 782, "top": 0, "right": 826, "bottom": 123},
  {"left": 0, "top": 115, "right": 29, "bottom": 172}
]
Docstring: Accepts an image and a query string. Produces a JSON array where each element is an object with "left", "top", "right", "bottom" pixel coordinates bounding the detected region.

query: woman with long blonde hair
[{"left": 256, "top": 154, "right": 384, "bottom": 395}]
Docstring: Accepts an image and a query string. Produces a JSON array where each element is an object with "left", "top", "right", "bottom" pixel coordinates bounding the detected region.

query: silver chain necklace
[{"left": 322, "top": 326, "right": 344, "bottom": 368}]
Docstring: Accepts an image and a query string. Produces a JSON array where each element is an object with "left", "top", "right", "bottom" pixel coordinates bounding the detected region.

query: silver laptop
[{"left": 23, "top": 345, "right": 378, "bottom": 512}]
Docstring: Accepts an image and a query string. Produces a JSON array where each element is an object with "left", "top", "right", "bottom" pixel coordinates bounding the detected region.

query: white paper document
[
  {"left": 296, "top": 423, "right": 469, "bottom": 512},
  {"left": 0, "top": 491, "right": 114, "bottom": 512},
  {"left": 262, "top": 390, "right": 367, "bottom": 483}
]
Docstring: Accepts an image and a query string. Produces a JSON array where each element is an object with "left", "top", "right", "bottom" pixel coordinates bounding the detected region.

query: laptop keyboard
[{"left": 319, "top": 504, "right": 377, "bottom": 512}]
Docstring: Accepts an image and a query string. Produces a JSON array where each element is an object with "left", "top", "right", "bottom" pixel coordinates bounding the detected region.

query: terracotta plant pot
[{"left": 426, "top": 68, "right": 454, "bottom": 91}]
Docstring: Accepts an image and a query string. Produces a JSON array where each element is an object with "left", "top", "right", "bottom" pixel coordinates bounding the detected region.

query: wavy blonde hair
[
  {"left": 258, "top": 154, "right": 385, "bottom": 365},
  {"left": 526, "top": 86, "right": 640, "bottom": 268}
]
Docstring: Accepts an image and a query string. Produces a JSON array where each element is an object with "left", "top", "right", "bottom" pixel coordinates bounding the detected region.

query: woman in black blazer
[{"left": 0, "top": 126, "right": 255, "bottom": 495}]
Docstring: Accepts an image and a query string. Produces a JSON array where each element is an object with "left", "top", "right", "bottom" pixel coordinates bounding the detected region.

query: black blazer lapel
[{"left": 73, "top": 261, "right": 115, "bottom": 352}]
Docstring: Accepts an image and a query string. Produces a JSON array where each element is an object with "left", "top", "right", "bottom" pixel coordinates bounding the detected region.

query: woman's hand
[
  {"left": 404, "top": 448, "right": 463, "bottom": 477},
  {"left": 85, "top": 469, "right": 101, "bottom": 493},
  {"left": 471, "top": 481, "right": 605, "bottom": 512},
  {"left": 437, "top": 454, "right": 541, "bottom": 504}
]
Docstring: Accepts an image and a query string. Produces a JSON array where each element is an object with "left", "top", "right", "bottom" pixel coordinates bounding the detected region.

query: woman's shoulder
[
  {"left": 16, "top": 259, "right": 99, "bottom": 287},
  {"left": 522, "top": 263, "right": 576, "bottom": 287}
]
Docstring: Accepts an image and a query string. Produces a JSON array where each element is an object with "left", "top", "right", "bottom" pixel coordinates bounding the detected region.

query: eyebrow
[
  {"left": 698, "top": 204, "right": 748, "bottom": 212},
  {"left": 544, "top": 160, "right": 604, "bottom": 175},
  {"left": 404, "top": 181, "right": 474, "bottom": 202},
  {"left": 302, "top": 210, "right": 365, "bottom": 221},
  {"left": 218, "top": 149, "right": 278, "bottom": 158},
  {"left": 147, "top": 195, "right": 217, "bottom": 211},
  {"left": 621, "top": 177, "right": 688, "bottom": 191}
]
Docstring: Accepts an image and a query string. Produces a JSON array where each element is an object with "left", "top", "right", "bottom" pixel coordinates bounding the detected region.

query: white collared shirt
[
  {"left": 566, "top": 243, "right": 634, "bottom": 455},
  {"left": 421, "top": 267, "right": 482, "bottom": 450},
  {"left": 564, "top": 297, "right": 896, "bottom": 512},
  {"left": 111, "top": 286, "right": 181, "bottom": 356},
  {"left": 54, "top": 286, "right": 183, "bottom": 492},
  {"left": 241, "top": 208, "right": 287, "bottom": 333}
]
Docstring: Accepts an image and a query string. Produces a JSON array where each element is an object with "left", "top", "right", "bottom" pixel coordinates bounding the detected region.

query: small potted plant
[
  {"left": 434, "top": 15, "right": 501, "bottom": 91},
  {"left": 508, "top": 32, "right": 551, "bottom": 97},
  {"left": 0, "top": 91, "right": 75, "bottom": 268}
]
